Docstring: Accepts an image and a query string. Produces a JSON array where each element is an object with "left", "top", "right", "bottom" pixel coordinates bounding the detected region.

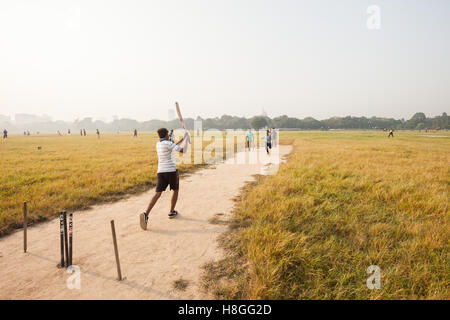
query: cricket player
[
  {"left": 246, "top": 130, "right": 254, "bottom": 150},
  {"left": 264, "top": 129, "right": 272, "bottom": 154},
  {"left": 140, "top": 128, "right": 185, "bottom": 230},
  {"left": 388, "top": 128, "right": 394, "bottom": 138}
]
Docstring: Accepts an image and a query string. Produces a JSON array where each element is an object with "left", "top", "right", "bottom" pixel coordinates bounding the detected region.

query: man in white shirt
[{"left": 140, "top": 128, "right": 185, "bottom": 230}]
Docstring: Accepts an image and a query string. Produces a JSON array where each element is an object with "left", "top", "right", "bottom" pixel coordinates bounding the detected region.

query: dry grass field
[
  {"left": 0, "top": 130, "right": 253, "bottom": 236},
  {"left": 203, "top": 130, "right": 450, "bottom": 299},
  {"left": 0, "top": 132, "right": 202, "bottom": 236},
  {"left": 1, "top": 130, "right": 449, "bottom": 299}
]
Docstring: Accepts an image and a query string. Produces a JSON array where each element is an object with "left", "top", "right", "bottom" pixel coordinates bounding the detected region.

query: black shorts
[{"left": 156, "top": 170, "right": 179, "bottom": 192}]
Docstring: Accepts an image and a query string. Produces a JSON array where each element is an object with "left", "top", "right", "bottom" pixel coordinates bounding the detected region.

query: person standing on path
[
  {"left": 263, "top": 129, "right": 272, "bottom": 154},
  {"left": 271, "top": 128, "right": 277, "bottom": 147},
  {"left": 140, "top": 128, "right": 185, "bottom": 230},
  {"left": 246, "top": 130, "right": 254, "bottom": 150}
]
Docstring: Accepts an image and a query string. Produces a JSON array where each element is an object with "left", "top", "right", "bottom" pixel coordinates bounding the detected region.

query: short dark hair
[{"left": 157, "top": 128, "right": 169, "bottom": 138}]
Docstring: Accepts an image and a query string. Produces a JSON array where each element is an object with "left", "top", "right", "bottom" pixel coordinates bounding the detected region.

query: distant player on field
[
  {"left": 140, "top": 128, "right": 185, "bottom": 230},
  {"left": 96, "top": 129, "right": 100, "bottom": 138},
  {"left": 246, "top": 130, "right": 254, "bottom": 150},
  {"left": 134, "top": 129, "right": 138, "bottom": 137},
  {"left": 2, "top": 129, "right": 7, "bottom": 139},
  {"left": 263, "top": 129, "right": 272, "bottom": 154},
  {"left": 388, "top": 128, "right": 394, "bottom": 138}
]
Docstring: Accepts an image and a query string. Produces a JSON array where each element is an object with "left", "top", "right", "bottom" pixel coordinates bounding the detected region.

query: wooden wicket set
[{"left": 59, "top": 211, "right": 73, "bottom": 268}]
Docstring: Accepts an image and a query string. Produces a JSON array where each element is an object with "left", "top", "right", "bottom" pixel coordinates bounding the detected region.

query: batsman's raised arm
[
  {"left": 174, "top": 137, "right": 184, "bottom": 153},
  {"left": 175, "top": 136, "right": 184, "bottom": 145}
]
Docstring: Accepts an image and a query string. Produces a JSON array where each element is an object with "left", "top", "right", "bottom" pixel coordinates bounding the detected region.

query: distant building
[
  {"left": 15, "top": 114, "right": 38, "bottom": 124},
  {"left": 0, "top": 114, "right": 11, "bottom": 122},
  {"left": 15, "top": 114, "right": 52, "bottom": 124},
  {"left": 261, "top": 108, "right": 268, "bottom": 117}
]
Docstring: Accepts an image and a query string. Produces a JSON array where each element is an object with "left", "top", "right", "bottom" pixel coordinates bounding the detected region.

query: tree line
[{"left": 1, "top": 112, "right": 448, "bottom": 133}]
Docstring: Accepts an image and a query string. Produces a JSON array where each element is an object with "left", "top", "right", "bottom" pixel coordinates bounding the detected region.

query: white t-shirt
[{"left": 156, "top": 139, "right": 181, "bottom": 173}]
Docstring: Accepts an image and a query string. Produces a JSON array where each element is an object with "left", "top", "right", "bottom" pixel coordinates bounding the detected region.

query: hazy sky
[{"left": 1, "top": 0, "right": 449, "bottom": 121}]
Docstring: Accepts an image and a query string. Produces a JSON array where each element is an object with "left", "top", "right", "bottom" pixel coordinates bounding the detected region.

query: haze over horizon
[
  {"left": 1, "top": 109, "right": 448, "bottom": 124},
  {"left": 1, "top": 0, "right": 449, "bottom": 122}
]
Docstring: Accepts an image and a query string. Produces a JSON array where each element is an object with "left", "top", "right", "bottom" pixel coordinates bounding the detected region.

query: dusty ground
[{"left": 0, "top": 145, "right": 291, "bottom": 300}]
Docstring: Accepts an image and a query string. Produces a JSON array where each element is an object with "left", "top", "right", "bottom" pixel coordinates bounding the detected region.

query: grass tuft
[{"left": 172, "top": 278, "right": 190, "bottom": 291}]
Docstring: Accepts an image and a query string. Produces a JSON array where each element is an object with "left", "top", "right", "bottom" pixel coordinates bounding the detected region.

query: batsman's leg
[
  {"left": 170, "top": 189, "right": 179, "bottom": 213},
  {"left": 146, "top": 192, "right": 162, "bottom": 214}
]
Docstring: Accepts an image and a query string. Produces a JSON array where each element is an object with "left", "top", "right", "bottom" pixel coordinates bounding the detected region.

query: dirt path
[{"left": 0, "top": 146, "right": 291, "bottom": 299}]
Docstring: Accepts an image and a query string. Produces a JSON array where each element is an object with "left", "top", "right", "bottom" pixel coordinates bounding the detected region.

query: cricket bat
[
  {"left": 175, "top": 101, "right": 191, "bottom": 153},
  {"left": 175, "top": 102, "right": 186, "bottom": 130}
]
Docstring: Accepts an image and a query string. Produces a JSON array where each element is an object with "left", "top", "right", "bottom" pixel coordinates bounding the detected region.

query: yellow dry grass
[
  {"left": 2, "top": 130, "right": 449, "bottom": 299},
  {"left": 0, "top": 130, "right": 253, "bottom": 236},
  {"left": 203, "top": 130, "right": 450, "bottom": 299},
  {"left": 0, "top": 132, "right": 200, "bottom": 236}
]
